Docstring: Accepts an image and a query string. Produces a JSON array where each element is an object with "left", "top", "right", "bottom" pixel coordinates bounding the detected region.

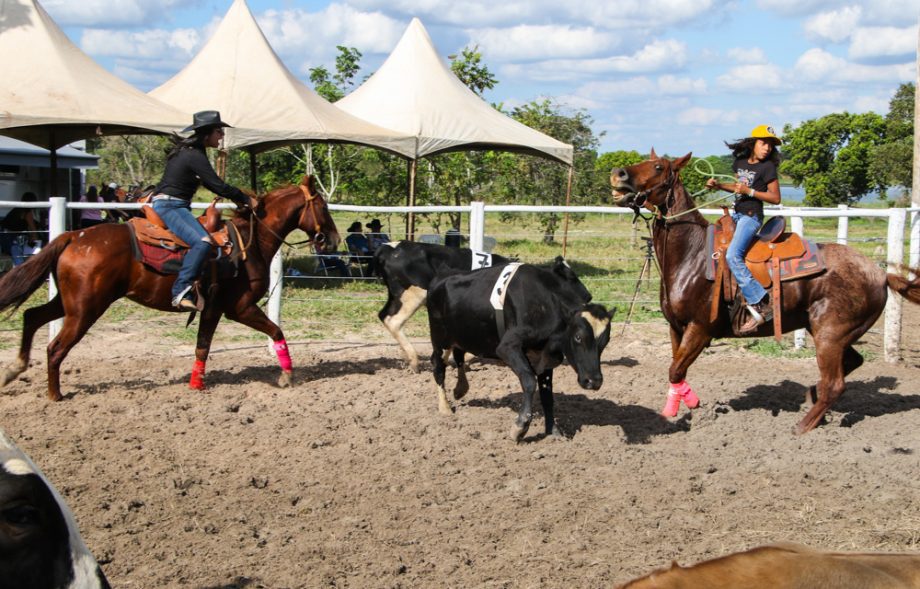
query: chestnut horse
[
  {"left": 610, "top": 151, "right": 920, "bottom": 434},
  {"left": 0, "top": 176, "right": 339, "bottom": 401}
]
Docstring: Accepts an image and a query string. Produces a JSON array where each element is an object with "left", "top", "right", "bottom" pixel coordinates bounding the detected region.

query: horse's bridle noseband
[{"left": 298, "top": 184, "right": 326, "bottom": 247}]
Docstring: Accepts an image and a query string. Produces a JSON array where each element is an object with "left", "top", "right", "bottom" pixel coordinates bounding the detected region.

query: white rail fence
[{"left": 2, "top": 198, "right": 919, "bottom": 363}]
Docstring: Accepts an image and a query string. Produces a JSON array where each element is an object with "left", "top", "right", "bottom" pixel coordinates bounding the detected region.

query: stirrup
[
  {"left": 739, "top": 302, "right": 770, "bottom": 334},
  {"left": 172, "top": 285, "right": 195, "bottom": 310}
]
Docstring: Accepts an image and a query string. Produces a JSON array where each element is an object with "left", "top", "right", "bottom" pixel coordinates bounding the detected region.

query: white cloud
[
  {"left": 716, "top": 63, "right": 784, "bottom": 91},
  {"left": 803, "top": 6, "right": 862, "bottom": 44},
  {"left": 468, "top": 25, "right": 619, "bottom": 61},
  {"left": 81, "top": 28, "right": 200, "bottom": 59},
  {"left": 727, "top": 47, "right": 768, "bottom": 65},
  {"left": 848, "top": 26, "right": 918, "bottom": 60},
  {"left": 43, "top": 0, "right": 188, "bottom": 27},
  {"left": 572, "top": 75, "right": 705, "bottom": 103},
  {"left": 794, "top": 47, "right": 913, "bottom": 83},
  {"left": 677, "top": 107, "right": 740, "bottom": 126},
  {"left": 257, "top": 5, "right": 405, "bottom": 75},
  {"left": 501, "top": 39, "right": 688, "bottom": 83},
  {"left": 345, "top": 0, "right": 714, "bottom": 28}
]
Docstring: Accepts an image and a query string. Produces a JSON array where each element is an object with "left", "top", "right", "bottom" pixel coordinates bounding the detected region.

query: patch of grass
[{"left": 732, "top": 337, "right": 817, "bottom": 359}]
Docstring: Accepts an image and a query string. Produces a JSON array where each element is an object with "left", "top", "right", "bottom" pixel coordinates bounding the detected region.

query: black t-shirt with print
[{"left": 732, "top": 157, "right": 777, "bottom": 218}]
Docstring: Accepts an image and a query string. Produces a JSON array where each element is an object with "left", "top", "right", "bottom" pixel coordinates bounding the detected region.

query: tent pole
[
  {"left": 562, "top": 165, "right": 574, "bottom": 258},
  {"left": 248, "top": 148, "right": 258, "bottom": 192},
  {"left": 407, "top": 159, "right": 417, "bottom": 241}
]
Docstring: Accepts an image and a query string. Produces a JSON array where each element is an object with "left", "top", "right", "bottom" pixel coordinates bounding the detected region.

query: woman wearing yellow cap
[{"left": 705, "top": 125, "right": 783, "bottom": 334}]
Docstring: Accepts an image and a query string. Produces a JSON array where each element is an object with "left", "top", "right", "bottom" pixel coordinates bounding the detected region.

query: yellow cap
[{"left": 750, "top": 124, "right": 782, "bottom": 144}]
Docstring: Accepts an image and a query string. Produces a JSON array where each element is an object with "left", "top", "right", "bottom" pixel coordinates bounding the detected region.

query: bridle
[
  {"left": 619, "top": 161, "right": 677, "bottom": 224},
  {"left": 245, "top": 184, "right": 328, "bottom": 251}
]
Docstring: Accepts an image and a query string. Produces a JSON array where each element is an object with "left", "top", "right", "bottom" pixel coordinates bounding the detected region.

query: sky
[{"left": 41, "top": 0, "right": 920, "bottom": 157}]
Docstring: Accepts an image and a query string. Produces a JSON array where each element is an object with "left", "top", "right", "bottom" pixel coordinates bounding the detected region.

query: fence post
[
  {"left": 885, "top": 208, "right": 906, "bottom": 363},
  {"left": 469, "top": 201, "right": 485, "bottom": 251},
  {"left": 910, "top": 209, "right": 919, "bottom": 281},
  {"left": 267, "top": 250, "right": 283, "bottom": 351},
  {"left": 47, "top": 197, "right": 67, "bottom": 342},
  {"left": 790, "top": 215, "right": 806, "bottom": 349},
  {"left": 837, "top": 204, "right": 849, "bottom": 245}
]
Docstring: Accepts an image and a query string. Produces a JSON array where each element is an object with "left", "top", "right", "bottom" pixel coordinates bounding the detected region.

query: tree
[
  {"left": 489, "top": 100, "right": 601, "bottom": 243},
  {"left": 781, "top": 112, "right": 886, "bottom": 206},
  {"left": 450, "top": 45, "right": 497, "bottom": 96},
  {"left": 86, "top": 135, "right": 171, "bottom": 189},
  {"left": 870, "top": 83, "right": 913, "bottom": 195}
]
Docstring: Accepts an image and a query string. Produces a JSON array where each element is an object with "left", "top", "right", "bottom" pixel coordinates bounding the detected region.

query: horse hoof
[
  {"left": 453, "top": 385, "right": 469, "bottom": 400},
  {"left": 437, "top": 401, "right": 453, "bottom": 415},
  {"left": 278, "top": 371, "right": 292, "bottom": 388},
  {"left": 408, "top": 361, "right": 420, "bottom": 374},
  {"left": 510, "top": 423, "right": 530, "bottom": 443}
]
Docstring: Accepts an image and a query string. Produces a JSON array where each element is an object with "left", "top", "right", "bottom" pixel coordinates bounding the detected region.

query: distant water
[{"left": 780, "top": 184, "right": 906, "bottom": 205}]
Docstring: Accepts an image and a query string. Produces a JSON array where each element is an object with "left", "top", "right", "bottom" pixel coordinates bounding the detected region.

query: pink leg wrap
[
  {"left": 661, "top": 380, "right": 700, "bottom": 417},
  {"left": 189, "top": 359, "right": 206, "bottom": 390},
  {"left": 273, "top": 340, "right": 293, "bottom": 372}
]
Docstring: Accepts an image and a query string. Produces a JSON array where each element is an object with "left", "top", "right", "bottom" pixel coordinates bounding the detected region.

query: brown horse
[
  {"left": 617, "top": 543, "right": 920, "bottom": 588},
  {"left": 610, "top": 151, "right": 920, "bottom": 434},
  {"left": 0, "top": 175, "right": 339, "bottom": 401}
]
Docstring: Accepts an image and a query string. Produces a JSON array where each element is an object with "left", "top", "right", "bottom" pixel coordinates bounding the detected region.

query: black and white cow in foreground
[
  {"left": 0, "top": 429, "right": 110, "bottom": 589},
  {"left": 426, "top": 257, "right": 615, "bottom": 442},
  {"left": 375, "top": 241, "right": 511, "bottom": 371}
]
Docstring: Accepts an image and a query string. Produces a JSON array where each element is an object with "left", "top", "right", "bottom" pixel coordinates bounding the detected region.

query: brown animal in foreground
[{"left": 617, "top": 543, "right": 920, "bottom": 588}]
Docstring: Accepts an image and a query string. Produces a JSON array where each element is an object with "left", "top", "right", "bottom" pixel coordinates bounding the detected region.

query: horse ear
[
  {"left": 674, "top": 152, "right": 693, "bottom": 170},
  {"left": 649, "top": 147, "right": 658, "bottom": 159},
  {"left": 300, "top": 174, "right": 316, "bottom": 194}
]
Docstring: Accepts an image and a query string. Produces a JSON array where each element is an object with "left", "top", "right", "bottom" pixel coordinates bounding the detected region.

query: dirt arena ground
[{"left": 2, "top": 307, "right": 920, "bottom": 588}]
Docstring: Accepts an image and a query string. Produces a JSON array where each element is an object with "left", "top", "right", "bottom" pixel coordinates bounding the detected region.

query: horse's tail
[
  {"left": 887, "top": 269, "right": 920, "bottom": 305},
  {"left": 0, "top": 233, "right": 73, "bottom": 313}
]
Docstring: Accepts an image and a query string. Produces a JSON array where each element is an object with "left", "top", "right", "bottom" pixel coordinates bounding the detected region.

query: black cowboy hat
[
  {"left": 347, "top": 221, "right": 363, "bottom": 233},
  {"left": 366, "top": 218, "right": 383, "bottom": 230},
  {"left": 183, "top": 110, "right": 233, "bottom": 133}
]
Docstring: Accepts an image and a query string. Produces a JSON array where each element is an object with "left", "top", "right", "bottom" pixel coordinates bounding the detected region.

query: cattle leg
[
  {"left": 0, "top": 296, "right": 64, "bottom": 388},
  {"left": 226, "top": 305, "right": 291, "bottom": 388},
  {"left": 381, "top": 286, "right": 426, "bottom": 372},
  {"left": 431, "top": 345, "right": 453, "bottom": 415},
  {"left": 496, "top": 337, "right": 537, "bottom": 442},
  {"left": 452, "top": 348, "right": 469, "bottom": 400},
  {"left": 538, "top": 369, "right": 562, "bottom": 438}
]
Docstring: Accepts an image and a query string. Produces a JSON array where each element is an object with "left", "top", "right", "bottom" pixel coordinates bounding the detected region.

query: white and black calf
[
  {"left": 0, "top": 429, "right": 110, "bottom": 589},
  {"left": 375, "top": 241, "right": 511, "bottom": 371},
  {"left": 426, "top": 257, "right": 614, "bottom": 442}
]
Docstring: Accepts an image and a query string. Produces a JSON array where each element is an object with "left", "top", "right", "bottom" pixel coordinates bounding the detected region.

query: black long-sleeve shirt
[{"left": 155, "top": 146, "right": 247, "bottom": 205}]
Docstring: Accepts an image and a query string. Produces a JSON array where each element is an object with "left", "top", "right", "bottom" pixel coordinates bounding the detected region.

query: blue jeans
[
  {"left": 152, "top": 199, "right": 210, "bottom": 299},
  {"left": 726, "top": 212, "right": 767, "bottom": 305}
]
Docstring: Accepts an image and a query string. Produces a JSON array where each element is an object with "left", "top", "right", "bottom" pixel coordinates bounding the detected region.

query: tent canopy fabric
[
  {"left": 337, "top": 18, "right": 574, "bottom": 166},
  {"left": 0, "top": 136, "right": 98, "bottom": 168},
  {"left": 0, "top": 0, "right": 190, "bottom": 149},
  {"left": 149, "top": 0, "right": 416, "bottom": 158}
]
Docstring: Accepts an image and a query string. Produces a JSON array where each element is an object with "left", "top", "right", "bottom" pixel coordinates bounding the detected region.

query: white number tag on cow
[
  {"left": 489, "top": 263, "right": 522, "bottom": 311},
  {"left": 471, "top": 250, "right": 493, "bottom": 270}
]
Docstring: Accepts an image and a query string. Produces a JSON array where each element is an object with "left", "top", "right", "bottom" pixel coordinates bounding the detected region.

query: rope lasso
[{"left": 660, "top": 158, "right": 738, "bottom": 220}]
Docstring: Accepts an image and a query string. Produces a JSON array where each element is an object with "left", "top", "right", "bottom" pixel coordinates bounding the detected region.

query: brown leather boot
[{"left": 739, "top": 296, "right": 772, "bottom": 335}]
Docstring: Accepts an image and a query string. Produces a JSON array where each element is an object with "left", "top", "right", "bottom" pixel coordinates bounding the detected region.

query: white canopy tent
[
  {"left": 337, "top": 18, "right": 574, "bottom": 239},
  {"left": 0, "top": 0, "right": 190, "bottom": 151},
  {"left": 337, "top": 18, "right": 573, "bottom": 165},
  {"left": 149, "top": 0, "right": 416, "bottom": 165}
]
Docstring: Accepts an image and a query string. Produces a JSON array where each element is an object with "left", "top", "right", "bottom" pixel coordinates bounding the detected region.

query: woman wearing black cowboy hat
[{"left": 153, "top": 110, "right": 258, "bottom": 310}]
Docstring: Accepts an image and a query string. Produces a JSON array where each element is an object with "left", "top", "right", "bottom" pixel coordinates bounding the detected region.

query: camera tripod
[{"left": 621, "top": 236, "right": 659, "bottom": 335}]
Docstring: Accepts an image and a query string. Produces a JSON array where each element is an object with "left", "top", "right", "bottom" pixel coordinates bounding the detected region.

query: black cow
[
  {"left": 0, "top": 429, "right": 110, "bottom": 589},
  {"left": 375, "top": 241, "right": 511, "bottom": 371},
  {"left": 426, "top": 257, "right": 615, "bottom": 442}
]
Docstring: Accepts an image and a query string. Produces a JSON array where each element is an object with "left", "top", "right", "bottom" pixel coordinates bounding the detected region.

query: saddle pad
[{"left": 126, "top": 223, "right": 184, "bottom": 274}]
